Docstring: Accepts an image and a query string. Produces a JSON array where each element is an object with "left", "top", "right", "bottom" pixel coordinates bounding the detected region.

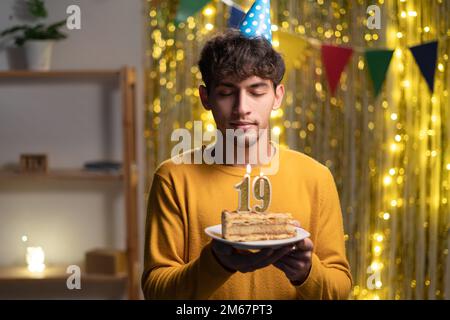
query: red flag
[{"left": 321, "top": 45, "right": 353, "bottom": 95}]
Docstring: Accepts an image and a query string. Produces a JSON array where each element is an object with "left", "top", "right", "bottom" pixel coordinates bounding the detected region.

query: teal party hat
[{"left": 239, "top": 0, "right": 272, "bottom": 43}]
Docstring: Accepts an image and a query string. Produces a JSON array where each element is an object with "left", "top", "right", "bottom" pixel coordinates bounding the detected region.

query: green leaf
[
  {"left": 27, "top": 0, "right": 47, "bottom": 18},
  {"left": 0, "top": 25, "right": 29, "bottom": 37}
]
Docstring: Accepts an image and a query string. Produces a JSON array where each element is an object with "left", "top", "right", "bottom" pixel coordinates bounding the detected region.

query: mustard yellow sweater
[{"left": 142, "top": 145, "right": 352, "bottom": 299}]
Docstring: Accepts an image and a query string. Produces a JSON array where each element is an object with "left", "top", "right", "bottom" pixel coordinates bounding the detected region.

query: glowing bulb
[
  {"left": 408, "top": 11, "right": 417, "bottom": 17},
  {"left": 391, "top": 199, "right": 398, "bottom": 207},
  {"left": 206, "top": 123, "right": 215, "bottom": 132},
  {"left": 402, "top": 80, "right": 410, "bottom": 88},
  {"left": 272, "top": 126, "right": 281, "bottom": 136},
  {"left": 383, "top": 212, "right": 390, "bottom": 220},
  {"left": 372, "top": 294, "right": 380, "bottom": 300},
  {"left": 371, "top": 262, "right": 380, "bottom": 271},
  {"left": 446, "top": 163, "right": 450, "bottom": 170},
  {"left": 395, "top": 135, "right": 402, "bottom": 142},
  {"left": 376, "top": 234, "right": 384, "bottom": 242},
  {"left": 400, "top": 11, "right": 406, "bottom": 18},
  {"left": 383, "top": 176, "right": 392, "bottom": 185},
  {"left": 390, "top": 113, "right": 398, "bottom": 120},
  {"left": 424, "top": 26, "right": 430, "bottom": 33},
  {"left": 202, "top": 6, "right": 215, "bottom": 16},
  {"left": 374, "top": 245, "right": 382, "bottom": 254},
  {"left": 390, "top": 143, "right": 398, "bottom": 152},
  {"left": 396, "top": 32, "right": 403, "bottom": 38},
  {"left": 22, "top": 235, "right": 28, "bottom": 242},
  {"left": 205, "top": 23, "right": 214, "bottom": 31},
  {"left": 26, "top": 246, "right": 45, "bottom": 273},
  {"left": 375, "top": 281, "right": 383, "bottom": 288},
  {"left": 389, "top": 168, "right": 396, "bottom": 175},
  {"left": 272, "top": 40, "right": 280, "bottom": 48},
  {"left": 438, "top": 63, "right": 444, "bottom": 72}
]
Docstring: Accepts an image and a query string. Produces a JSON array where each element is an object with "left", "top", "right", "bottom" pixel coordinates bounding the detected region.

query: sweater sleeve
[
  {"left": 295, "top": 168, "right": 353, "bottom": 300},
  {"left": 141, "top": 173, "right": 234, "bottom": 300}
]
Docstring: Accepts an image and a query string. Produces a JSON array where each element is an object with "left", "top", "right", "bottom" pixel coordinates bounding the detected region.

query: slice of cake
[{"left": 221, "top": 210, "right": 300, "bottom": 242}]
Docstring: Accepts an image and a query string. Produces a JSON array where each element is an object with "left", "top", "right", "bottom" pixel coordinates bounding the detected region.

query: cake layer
[{"left": 222, "top": 210, "right": 300, "bottom": 242}]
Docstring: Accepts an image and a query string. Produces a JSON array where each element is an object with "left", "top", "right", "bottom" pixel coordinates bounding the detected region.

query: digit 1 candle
[{"left": 235, "top": 164, "right": 251, "bottom": 212}]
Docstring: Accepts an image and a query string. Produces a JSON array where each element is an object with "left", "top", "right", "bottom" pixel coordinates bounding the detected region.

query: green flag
[
  {"left": 365, "top": 49, "right": 394, "bottom": 97},
  {"left": 175, "top": 0, "right": 212, "bottom": 24}
]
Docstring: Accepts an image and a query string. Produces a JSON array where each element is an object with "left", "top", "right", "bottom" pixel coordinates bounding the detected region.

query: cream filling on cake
[
  {"left": 221, "top": 210, "right": 300, "bottom": 242},
  {"left": 224, "top": 224, "right": 296, "bottom": 235}
]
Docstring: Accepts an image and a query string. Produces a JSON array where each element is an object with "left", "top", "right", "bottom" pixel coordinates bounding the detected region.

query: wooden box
[
  {"left": 20, "top": 154, "right": 48, "bottom": 173},
  {"left": 85, "top": 249, "right": 126, "bottom": 275}
]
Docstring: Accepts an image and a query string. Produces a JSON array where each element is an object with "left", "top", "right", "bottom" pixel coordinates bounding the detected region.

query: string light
[{"left": 146, "top": 0, "right": 450, "bottom": 301}]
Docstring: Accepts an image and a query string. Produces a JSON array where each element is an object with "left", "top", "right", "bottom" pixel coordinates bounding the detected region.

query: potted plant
[{"left": 0, "top": 0, "right": 67, "bottom": 70}]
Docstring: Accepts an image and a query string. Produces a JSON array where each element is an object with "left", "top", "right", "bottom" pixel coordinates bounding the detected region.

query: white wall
[{"left": 0, "top": 0, "right": 145, "bottom": 282}]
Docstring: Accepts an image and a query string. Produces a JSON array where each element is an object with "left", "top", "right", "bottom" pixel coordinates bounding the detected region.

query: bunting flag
[
  {"left": 274, "top": 30, "right": 308, "bottom": 73},
  {"left": 175, "top": 0, "right": 211, "bottom": 24},
  {"left": 150, "top": 0, "right": 163, "bottom": 7},
  {"left": 228, "top": 6, "right": 246, "bottom": 28},
  {"left": 365, "top": 49, "right": 394, "bottom": 97},
  {"left": 321, "top": 45, "right": 353, "bottom": 95},
  {"left": 170, "top": 0, "right": 441, "bottom": 97},
  {"left": 409, "top": 41, "right": 439, "bottom": 92}
]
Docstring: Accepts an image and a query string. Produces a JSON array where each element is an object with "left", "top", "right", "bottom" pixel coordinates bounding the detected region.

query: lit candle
[
  {"left": 235, "top": 164, "right": 251, "bottom": 212},
  {"left": 26, "top": 246, "right": 46, "bottom": 273},
  {"left": 252, "top": 171, "right": 272, "bottom": 212}
]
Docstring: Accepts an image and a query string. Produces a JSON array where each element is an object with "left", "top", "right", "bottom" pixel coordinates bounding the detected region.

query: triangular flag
[
  {"left": 274, "top": 30, "right": 307, "bottom": 73},
  {"left": 321, "top": 45, "right": 353, "bottom": 94},
  {"left": 239, "top": 0, "right": 272, "bottom": 43},
  {"left": 409, "top": 41, "right": 438, "bottom": 92},
  {"left": 175, "top": 0, "right": 211, "bottom": 24},
  {"left": 150, "top": 0, "right": 163, "bottom": 7},
  {"left": 365, "top": 49, "right": 394, "bottom": 97},
  {"left": 228, "top": 6, "right": 246, "bottom": 28}
]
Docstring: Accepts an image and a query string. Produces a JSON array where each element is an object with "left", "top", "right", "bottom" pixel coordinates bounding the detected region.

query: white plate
[{"left": 204, "top": 224, "right": 310, "bottom": 250}]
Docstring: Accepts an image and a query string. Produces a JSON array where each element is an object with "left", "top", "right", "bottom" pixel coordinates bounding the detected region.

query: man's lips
[{"left": 229, "top": 121, "right": 257, "bottom": 130}]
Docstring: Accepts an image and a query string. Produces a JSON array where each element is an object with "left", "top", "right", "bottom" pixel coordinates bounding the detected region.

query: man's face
[{"left": 199, "top": 76, "right": 285, "bottom": 147}]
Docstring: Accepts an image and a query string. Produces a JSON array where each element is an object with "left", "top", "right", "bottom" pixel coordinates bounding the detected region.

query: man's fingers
[
  {"left": 288, "top": 248, "right": 312, "bottom": 260},
  {"left": 212, "top": 240, "right": 233, "bottom": 255},
  {"left": 273, "top": 260, "right": 297, "bottom": 278},
  {"left": 252, "top": 246, "right": 292, "bottom": 269},
  {"left": 295, "top": 238, "right": 314, "bottom": 251},
  {"left": 278, "top": 255, "right": 309, "bottom": 270}
]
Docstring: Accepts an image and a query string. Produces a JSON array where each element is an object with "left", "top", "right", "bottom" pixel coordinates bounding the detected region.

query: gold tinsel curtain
[{"left": 144, "top": 0, "right": 450, "bottom": 300}]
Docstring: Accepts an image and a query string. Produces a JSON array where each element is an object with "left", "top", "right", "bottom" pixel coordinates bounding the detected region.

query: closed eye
[
  {"left": 217, "top": 92, "right": 234, "bottom": 97},
  {"left": 250, "top": 92, "right": 267, "bottom": 97}
]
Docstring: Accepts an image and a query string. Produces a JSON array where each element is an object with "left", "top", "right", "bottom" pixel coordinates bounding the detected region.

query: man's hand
[
  {"left": 211, "top": 239, "right": 293, "bottom": 273},
  {"left": 273, "top": 238, "right": 314, "bottom": 285}
]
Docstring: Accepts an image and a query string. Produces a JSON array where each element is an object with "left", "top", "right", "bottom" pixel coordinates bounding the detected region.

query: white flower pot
[{"left": 24, "top": 40, "right": 54, "bottom": 71}]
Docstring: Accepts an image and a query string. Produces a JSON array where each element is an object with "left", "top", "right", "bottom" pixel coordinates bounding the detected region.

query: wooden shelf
[
  {"left": 0, "top": 70, "right": 121, "bottom": 79},
  {"left": 0, "top": 266, "right": 127, "bottom": 299},
  {"left": 0, "top": 169, "right": 123, "bottom": 181},
  {"left": 0, "top": 66, "right": 140, "bottom": 299}
]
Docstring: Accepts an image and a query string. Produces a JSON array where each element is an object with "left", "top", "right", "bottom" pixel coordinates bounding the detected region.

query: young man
[{"left": 141, "top": 29, "right": 352, "bottom": 299}]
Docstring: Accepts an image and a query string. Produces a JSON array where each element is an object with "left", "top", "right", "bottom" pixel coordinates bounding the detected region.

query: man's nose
[{"left": 233, "top": 91, "right": 251, "bottom": 116}]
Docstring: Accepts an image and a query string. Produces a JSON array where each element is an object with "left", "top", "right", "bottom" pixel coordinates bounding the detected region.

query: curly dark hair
[{"left": 198, "top": 29, "right": 285, "bottom": 92}]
